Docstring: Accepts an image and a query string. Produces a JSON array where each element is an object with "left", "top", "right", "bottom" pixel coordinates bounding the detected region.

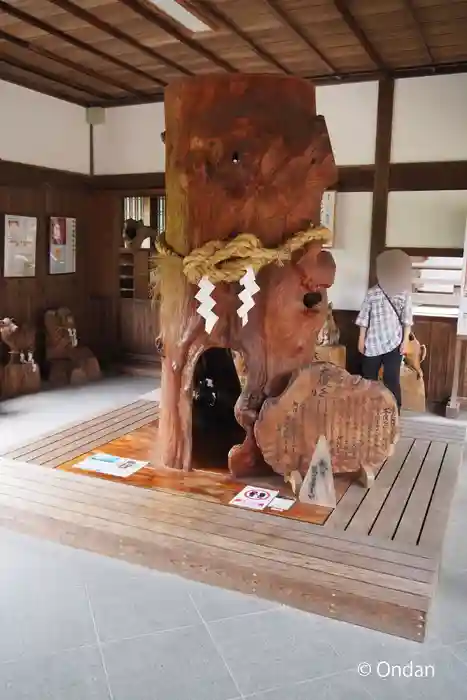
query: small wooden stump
[
  {"left": 0, "top": 319, "right": 41, "bottom": 398},
  {"left": 2, "top": 363, "right": 41, "bottom": 399},
  {"left": 255, "top": 362, "right": 399, "bottom": 483}
]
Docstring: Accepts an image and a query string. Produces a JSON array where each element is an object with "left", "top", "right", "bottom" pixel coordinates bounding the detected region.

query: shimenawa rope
[{"left": 154, "top": 225, "right": 331, "bottom": 285}]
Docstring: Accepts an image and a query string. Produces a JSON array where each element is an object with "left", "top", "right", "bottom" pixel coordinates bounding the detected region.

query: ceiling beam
[
  {"left": 118, "top": 0, "right": 237, "bottom": 72},
  {"left": 0, "top": 1, "right": 163, "bottom": 94},
  {"left": 91, "top": 60, "right": 467, "bottom": 108},
  {"left": 0, "top": 72, "right": 88, "bottom": 106},
  {"left": 261, "top": 0, "right": 338, "bottom": 75},
  {"left": 401, "top": 0, "right": 435, "bottom": 64},
  {"left": 47, "top": 0, "right": 191, "bottom": 78},
  {"left": 334, "top": 0, "right": 388, "bottom": 73},
  {"left": 0, "top": 53, "right": 101, "bottom": 99},
  {"left": 196, "top": 0, "right": 291, "bottom": 74},
  {"left": 0, "top": 52, "right": 106, "bottom": 100},
  {"left": 0, "top": 30, "right": 116, "bottom": 100}
]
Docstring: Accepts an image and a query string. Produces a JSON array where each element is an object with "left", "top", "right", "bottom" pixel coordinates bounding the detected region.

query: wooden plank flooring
[
  {"left": 0, "top": 401, "right": 463, "bottom": 642},
  {"left": 0, "top": 400, "right": 157, "bottom": 466}
]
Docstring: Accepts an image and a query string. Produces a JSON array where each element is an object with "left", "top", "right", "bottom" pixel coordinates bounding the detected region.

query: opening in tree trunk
[{"left": 192, "top": 348, "right": 245, "bottom": 470}]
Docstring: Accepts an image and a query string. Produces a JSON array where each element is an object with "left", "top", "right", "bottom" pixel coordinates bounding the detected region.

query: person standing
[{"left": 356, "top": 250, "right": 413, "bottom": 412}]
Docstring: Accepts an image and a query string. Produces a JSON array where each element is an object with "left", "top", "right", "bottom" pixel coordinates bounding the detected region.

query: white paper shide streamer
[
  {"left": 195, "top": 276, "right": 218, "bottom": 334},
  {"left": 237, "top": 267, "right": 260, "bottom": 327}
]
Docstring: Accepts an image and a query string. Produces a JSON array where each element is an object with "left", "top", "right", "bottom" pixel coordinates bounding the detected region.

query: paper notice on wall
[
  {"left": 49, "top": 217, "right": 77, "bottom": 275},
  {"left": 4, "top": 215, "right": 37, "bottom": 277},
  {"left": 229, "top": 486, "right": 279, "bottom": 511},
  {"left": 74, "top": 453, "right": 147, "bottom": 478},
  {"left": 457, "top": 217, "right": 467, "bottom": 336}
]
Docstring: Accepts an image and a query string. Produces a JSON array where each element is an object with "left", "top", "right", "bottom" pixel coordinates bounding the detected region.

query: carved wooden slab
[{"left": 255, "top": 362, "right": 399, "bottom": 480}]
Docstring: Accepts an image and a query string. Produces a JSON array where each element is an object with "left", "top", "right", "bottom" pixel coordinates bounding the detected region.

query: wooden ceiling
[{"left": 0, "top": 0, "right": 466, "bottom": 107}]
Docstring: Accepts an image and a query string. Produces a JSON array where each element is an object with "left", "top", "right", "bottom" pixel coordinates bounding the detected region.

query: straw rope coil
[{"left": 155, "top": 225, "right": 331, "bottom": 285}]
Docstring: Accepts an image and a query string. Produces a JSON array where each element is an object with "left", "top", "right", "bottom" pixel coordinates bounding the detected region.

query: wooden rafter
[
  {"left": 261, "top": 0, "right": 338, "bottom": 75},
  {"left": 196, "top": 0, "right": 291, "bottom": 74},
  {"left": 334, "top": 0, "right": 388, "bottom": 73},
  {"left": 0, "top": 1, "right": 163, "bottom": 93},
  {"left": 0, "top": 51, "right": 107, "bottom": 100},
  {"left": 47, "top": 0, "right": 192, "bottom": 78},
  {"left": 401, "top": 0, "right": 435, "bottom": 64},
  {"left": 117, "top": 0, "right": 237, "bottom": 72},
  {"left": 0, "top": 71, "right": 87, "bottom": 106},
  {"left": 0, "top": 29, "right": 118, "bottom": 98}
]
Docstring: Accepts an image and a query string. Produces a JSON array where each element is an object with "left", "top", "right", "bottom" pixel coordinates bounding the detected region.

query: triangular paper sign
[{"left": 298, "top": 435, "right": 336, "bottom": 509}]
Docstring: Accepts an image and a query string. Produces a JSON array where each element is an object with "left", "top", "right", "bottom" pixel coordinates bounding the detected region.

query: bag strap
[{"left": 378, "top": 285, "right": 404, "bottom": 330}]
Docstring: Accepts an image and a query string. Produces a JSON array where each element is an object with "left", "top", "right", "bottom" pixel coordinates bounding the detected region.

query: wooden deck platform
[{"left": 0, "top": 400, "right": 464, "bottom": 642}]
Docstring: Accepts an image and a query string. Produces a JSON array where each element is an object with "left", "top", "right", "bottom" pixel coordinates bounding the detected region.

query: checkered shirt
[{"left": 356, "top": 286, "right": 413, "bottom": 357}]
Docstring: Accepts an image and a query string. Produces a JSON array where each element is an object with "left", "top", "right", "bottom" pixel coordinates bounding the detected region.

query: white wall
[
  {"left": 0, "top": 80, "right": 90, "bottom": 174},
  {"left": 387, "top": 190, "right": 467, "bottom": 249},
  {"left": 316, "top": 81, "right": 378, "bottom": 166},
  {"left": 391, "top": 74, "right": 467, "bottom": 163},
  {"left": 328, "top": 192, "right": 373, "bottom": 311},
  {"left": 93, "top": 103, "right": 165, "bottom": 175},
  {"left": 92, "top": 80, "right": 378, "bottom": 174}
]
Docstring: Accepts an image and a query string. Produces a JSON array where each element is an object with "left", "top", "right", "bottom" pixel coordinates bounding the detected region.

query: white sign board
[
  {"left": 457, "top": 217, "right": 467, "bottom": 336},
  {"left": 320, "top": 191, "right": 336, "bottom": 247},
  {"left": 299, "top": 436, "right": 336, "bottom": 509},
  {"left": 74, "top": 453, "right": 147, "bottom": 478},
  {"left": 229, "top": 486, "right": 279, "bottom": 511}
]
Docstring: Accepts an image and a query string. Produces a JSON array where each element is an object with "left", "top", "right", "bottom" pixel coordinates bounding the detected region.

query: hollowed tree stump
[{"left": 158, "top": 74, "right": 337, "bottom": 476}]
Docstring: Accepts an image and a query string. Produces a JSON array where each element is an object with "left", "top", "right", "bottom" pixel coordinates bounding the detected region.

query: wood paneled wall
[
  {"left": 104, "top": 300, "right": 464, "bottom": 406},
  {"left": 0, "top": 161, "right": 122, "bottom": 365},
  {"left": 119, "top": 298, "right": 159, "bottom": 360},
  {"left": 335, "top": 310, "right": 465, "bottom": 406}
]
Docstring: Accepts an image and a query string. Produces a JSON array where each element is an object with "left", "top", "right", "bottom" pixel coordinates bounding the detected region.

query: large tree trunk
[{"left": 158, "top": 74, "right": 337, "bottom": 475}]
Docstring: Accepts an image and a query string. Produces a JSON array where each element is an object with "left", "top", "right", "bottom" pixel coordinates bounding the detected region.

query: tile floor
[{"left": 1, "top": 376, "right": 467, "bottom": 699}]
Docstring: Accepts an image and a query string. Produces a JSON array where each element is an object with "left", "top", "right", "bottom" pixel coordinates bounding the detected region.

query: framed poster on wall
[
  {"left": 3, "top": 215, "right": 37, "bottom": 277},
  {"left": 320, "top": 191, "right": 336, "bottom": 248},
  {"left": 49, "top": 217, "right": 76, "bottom": 274},
  {"left": 457, "top": 217, "right": 467, "bottom": 336}
]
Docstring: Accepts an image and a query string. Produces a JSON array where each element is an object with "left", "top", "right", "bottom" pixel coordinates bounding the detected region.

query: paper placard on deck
[
  {"left": 229, "top": 486, "right": 279, "bottom": 511},
  {"left": 269, "top": 497, "right": 295, "bottom": 512},
  {"left": 74, "top": 453, "right": 147, "bottom": 478}
]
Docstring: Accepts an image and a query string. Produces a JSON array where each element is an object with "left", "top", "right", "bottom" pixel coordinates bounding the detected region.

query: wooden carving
[
  {"left": 255, "top": 363, "right": 398, "bottom": 484},
  {"left": 404, "top": 332, "right": 427, "bottom": 379},
  {"left": 123, "top": 219, "right": 162, "bottom": 251},
  {"left": 158, "top": 74, "right": 337, "bottom": 476},
  {"left": 44, "top": 307, "right": 101, "bottom": 387},
  {"left": 0, "top": 318, "right": 41, "bottom": 398},
  {"left": 317, "top": 302, "right": 340, "bottom": 346}
]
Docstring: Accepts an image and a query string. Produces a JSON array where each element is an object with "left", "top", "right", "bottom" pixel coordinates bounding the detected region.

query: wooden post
[
  {"left": 368, "top": 78, "right": 395, "bottom": 286},
  {"left": 446, "top": 336, "right": 463, "bottom": 418},
  {"left": 158, "top": 74, "right": 337, "bottom": 474}
]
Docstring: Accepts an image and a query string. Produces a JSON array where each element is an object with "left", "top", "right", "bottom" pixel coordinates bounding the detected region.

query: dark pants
[{"left": 362, "top": 346, "right": 402, "bottom": 411}]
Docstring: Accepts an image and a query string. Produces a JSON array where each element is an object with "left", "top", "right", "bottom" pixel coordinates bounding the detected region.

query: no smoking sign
[{"left": 230, "top": 486, "right": 279, "bottom": 511}]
